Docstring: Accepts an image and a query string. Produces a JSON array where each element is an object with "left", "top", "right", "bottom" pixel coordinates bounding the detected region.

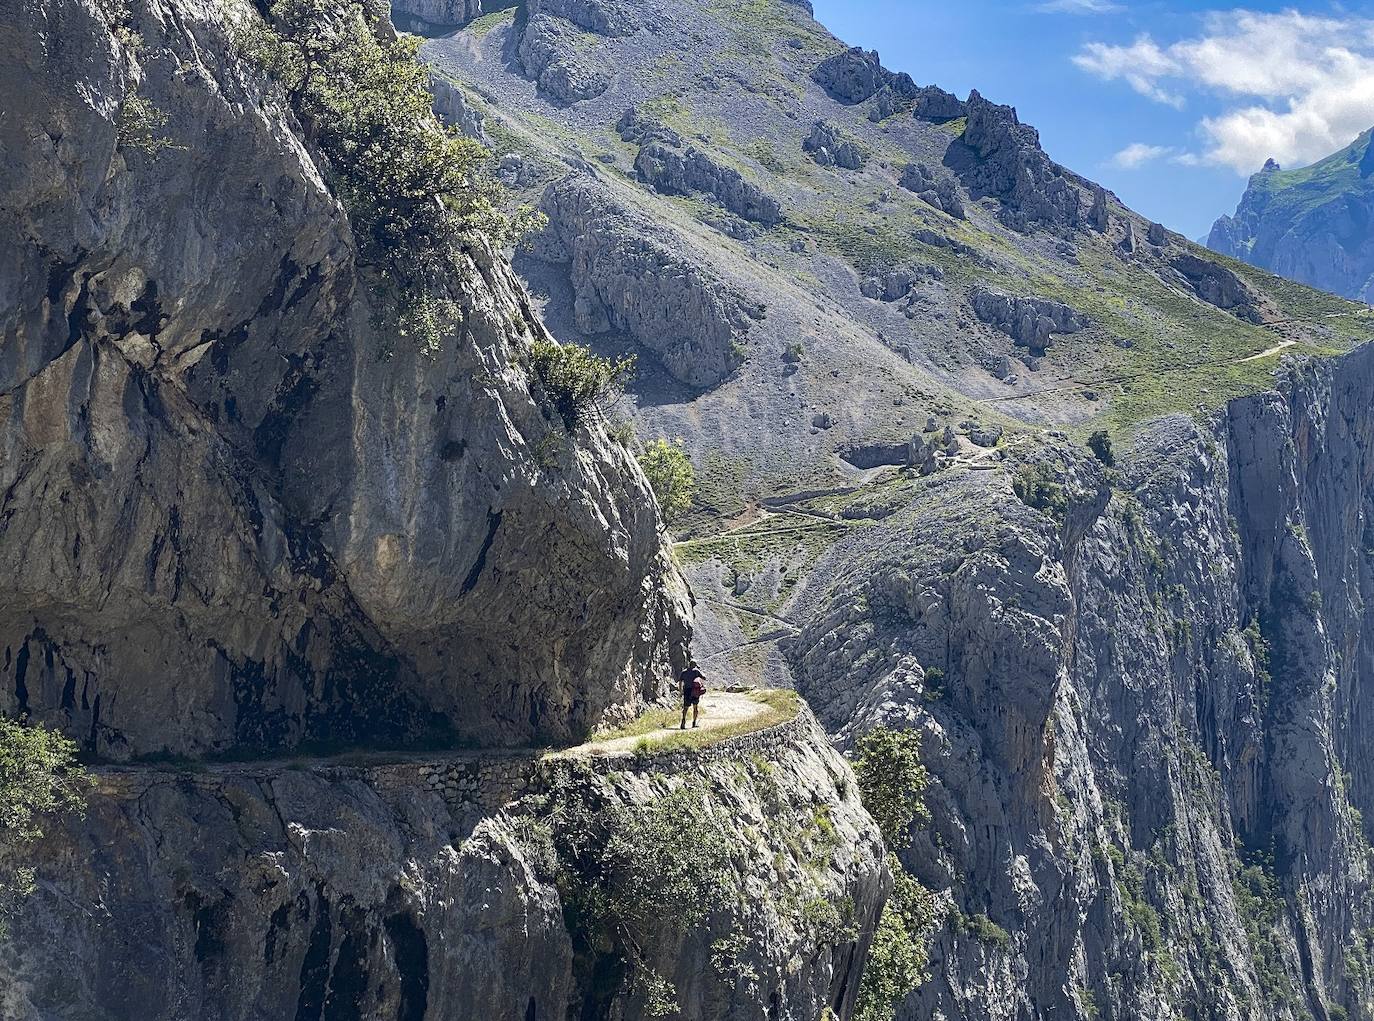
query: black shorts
[{"left": 683, "top": 693, "right": 701, "bottom": 707}]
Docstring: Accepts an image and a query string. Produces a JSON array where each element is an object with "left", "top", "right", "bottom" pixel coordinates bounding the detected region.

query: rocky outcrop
[
  {"left": 527, "top": 0, "right": 640, "bottom": 37},
  {"left": 517, "top": 13, "right": 612, "bottom": 105},
  {"left": 911, "top": 85, "right": 966, "bottom": 123},
  {"left": 789, "top": 344, "right": 1374, "bottom": 1020},
  {"left": 427, "top": 72, "right": 487, "bottom": 141},
  {"left": 812, "top": 46, "right": 888, "bottom": 104},
  {"left": 535, "top": 175, "right": 760, "bottom": 387},
  {"left": 812, "top": 47, "right": 964, "bottom": 124},
  {"left": 1208, "top": 133, "right": 1374, "bottom": 302},
  {"left": 0, "top": 710, "right": 889, "bottom": 1021},
  {"left": 954, "top": 90, "right": 1084, "bottom": 232},
  {"left": 1171, "top": 253, "right": 1265, "bottom": 323},
  {"left": 623, "top": 113, "right": 783, "bottom": 225},
  {"left": 970, "top": 288, "right": 1087, "bottom": 352},
  {"left": 805, "top": 120, "right": 868, "bottom": 171},
  {"left": 390, "top": 0, "right": 481, "bottom": 29},
  {"left": 0, "top": 0, "right": 690, "bottom": 758},
  {"left": 900, "top": 162, "right": 965, "bottom": 219}
]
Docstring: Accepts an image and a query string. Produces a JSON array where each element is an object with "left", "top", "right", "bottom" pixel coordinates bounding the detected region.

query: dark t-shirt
[{"left": 679, "top": 667, "right": 705, "bottom": 701}]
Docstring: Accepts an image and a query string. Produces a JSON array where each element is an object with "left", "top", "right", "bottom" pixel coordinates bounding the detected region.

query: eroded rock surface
[
  {"left": 789, "top": 344, "right": 1374, "bottom": 1021},
  {"left": 534, "top": 175, "right": 760, "bottom": 387},
  {"left": 970, "top": 288, "right": 1087, "bottom": 352},
  {"left": 0, "top": 0, "right": 690, "bottom": 758},
  {"left": 954, "top": 90, "right": 1084, "bottom": 232},
  {"left": 0, "top": 711, "right": 888, "bottom": 1021}
]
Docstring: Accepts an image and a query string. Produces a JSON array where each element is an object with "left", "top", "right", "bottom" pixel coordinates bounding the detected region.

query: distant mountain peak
[{"left": 1209, "top": 130, "right": 1374, "bottom": 301}]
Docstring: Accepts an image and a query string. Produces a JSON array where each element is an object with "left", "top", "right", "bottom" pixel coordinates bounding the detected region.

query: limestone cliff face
[
  {"left": 789, "top": 343, "right": 1374, "bottom": 1020},
  {"left": 0, "top": 710, "right": 887, "bottom": 1021},
  {"left": 0, "top": 0, "right": 691, "bottom": 759}
]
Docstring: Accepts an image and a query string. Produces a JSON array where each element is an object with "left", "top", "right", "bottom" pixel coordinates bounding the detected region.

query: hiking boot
[
  {"left": 692, "top": 721, "right": 699, "bottom": 728},
  {"left": 679, "top": 722, "right": 686, "bottom": 730}
]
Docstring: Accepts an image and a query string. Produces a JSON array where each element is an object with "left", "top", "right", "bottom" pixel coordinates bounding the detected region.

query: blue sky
[{"left": 810, "top": 1, "right": 1374, "bottom": 240}]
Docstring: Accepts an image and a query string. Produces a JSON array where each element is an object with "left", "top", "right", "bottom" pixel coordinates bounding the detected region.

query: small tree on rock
[
  {"left": 637, "top": 439, "right": 695, "bottom": 522},
  {"left": 0, "top": 718, "right": 89, "bottom": 936}
]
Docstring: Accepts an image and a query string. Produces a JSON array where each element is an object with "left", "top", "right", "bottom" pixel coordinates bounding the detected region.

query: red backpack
[{"left": 688, "top": 676, "right": 706, "bottom": 699}]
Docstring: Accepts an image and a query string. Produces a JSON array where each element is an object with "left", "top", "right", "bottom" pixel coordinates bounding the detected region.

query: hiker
[{"left": 680, "top": 660, "right": 707, "bottom": 729}]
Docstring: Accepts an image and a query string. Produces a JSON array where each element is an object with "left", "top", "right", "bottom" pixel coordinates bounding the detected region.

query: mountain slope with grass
[{"left": 1209, "top": 130, "right": 1374, "bottom": 303}]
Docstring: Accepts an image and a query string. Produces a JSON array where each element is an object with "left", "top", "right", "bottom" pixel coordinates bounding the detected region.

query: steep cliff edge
[
  {"left": 0, "top": 708, "right": 888, "bottom": 1021},
  {"left": 786, "top": 342, "right": 1374, "bottom": 1020},
  {"left": 0, "top": 0, "right": 690, "bottom": 758},
  {"left": 1208, "top": 133, "right": 1374, "bottom": 302}
]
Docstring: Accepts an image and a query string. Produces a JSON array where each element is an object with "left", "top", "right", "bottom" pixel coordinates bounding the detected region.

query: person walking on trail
[{"left": 680, "top": 660, "right": 707, "bottom": 729}]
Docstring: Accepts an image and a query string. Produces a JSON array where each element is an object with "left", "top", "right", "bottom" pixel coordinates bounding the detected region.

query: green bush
[
  {"left": 235, "top": 0, "right": 541, "bottom": 353},
  {"left": 537, "top": 780, "right": 738, "bottom": 1015},
  {"left": 529, "top": 339, "right": 635, "bottom": 428},
  {"left": 0, "top": 718, "right": 89, "bottom": 935},
  {"left": 638, "top": 439, "right": 695, "bottom": 521},
  {"left": 964, "top": 911, "right": 1011, "bottom": 947},
  {"left": 853, "top": 727, "right": 930, "bottom": 850},
  {"left": 854, "top": 860, "right": 938, "bottom": 1021},
  {"left": 851, "top": 728, "right": 938, "bottom": 1021},
  {"left": 1087, "top": 429, "right": 1115, "bottom": 467},
  {"left": 1013, "top": 463, "right": 1068, "bottom": 523},
  {"left": 115, "top": 93, "right": 178, "bottom": 157}
]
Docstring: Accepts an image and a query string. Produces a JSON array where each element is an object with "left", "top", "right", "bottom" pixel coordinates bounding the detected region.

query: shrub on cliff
[
  {"left": 235, "top": 0, "right": 540, "bottom": 352},
  {"left": 852, "top": 727, "right": 938, "bottom": 1021},
  {"left": 0, "top": 718, "right": 89, "bottom": 936},
  {"left": 529, "top": 338, "right": 635, "bottom": 428},
  {"left": 854, "top": 726, "right": 930, "bottom": 848},
  {"left": 637, "top": 439, "right": 695, "bottom": 521}
]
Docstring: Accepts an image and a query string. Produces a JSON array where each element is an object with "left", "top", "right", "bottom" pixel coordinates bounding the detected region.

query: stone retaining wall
[{"left": 93, "top": 699, "right": 819, "bottom": 814}]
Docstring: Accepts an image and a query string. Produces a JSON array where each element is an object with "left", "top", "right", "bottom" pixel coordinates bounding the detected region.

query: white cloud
[
  {"left": 1111, "top": 142, "right": 1174, "bottom": 168},
  {"left": 1072, "top": 36, "right": 1187, "bottom": 107},
  {"left": 1037, "top": 0, "right": 1122, "bottom": 14},
  {"left": 1075, "top": 9, "right": 1374, "bottom": 172}
]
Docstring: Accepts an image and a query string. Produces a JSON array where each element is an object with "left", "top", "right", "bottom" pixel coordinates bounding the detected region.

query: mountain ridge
[{"left": 1209, "top": 127, "right": 1374, "bottom": 302}]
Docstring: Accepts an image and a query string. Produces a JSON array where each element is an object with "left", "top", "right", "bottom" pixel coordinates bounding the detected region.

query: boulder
[
  {"left": 428, "top": 72, "right": 488, "bottom": 142},
  {"left": 634, "top": 131, "right": 784, "bottom": 225},
  {"left": 517, "top": 14, "right": 612, "bottom": 105},
  {"left": 390, "top": 0, "right": 481, "bottom": 27},
  {"left": 900, "top": 162, "right": 965, "bottom": 219},
  {"left": 526, "top": 0, "right": 639, "bottom": 36},
  {"left": 1171, "top": 253, "right": 1265, "bottom": 324}
]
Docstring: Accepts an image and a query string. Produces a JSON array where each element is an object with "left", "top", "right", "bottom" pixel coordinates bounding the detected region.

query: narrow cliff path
[
  {"left": 564, "top": 690, "right": 789, "bottom": 759},
  {"left": 98, "top": 691, "right": 798, "bottom": 775}
]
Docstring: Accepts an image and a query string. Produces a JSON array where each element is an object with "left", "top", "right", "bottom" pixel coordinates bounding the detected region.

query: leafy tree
[
  {"left": 543, "top": 781, "right": 737, "bottom": 1016},
  {"left": 637, "top": 439, "right": 695, "bottom": 521},
  {"left": 854, "top": 726, "right": 930, "bottom": 849},
  {"left": 1087, "top": 429, "right": 1115, "bottom": 467},
  {"left": 235, "top": 0, "right": 540, "bottom": 353},
  {"left": 115, "top": 93, "right": 180, "bottom": 157},
  {"left": 529, "top": 338, "right": 634, "bottom": 428},
  {"left": 852, "top": 727, "right": 937, "bottom": 1021},
  {"left": 854, "top": 868, "right": 938, "bottom": 1021},
  {"left": 1012, "top": 463, "right": 1068, "bottom": 523},
  {"left": 0, "top": 718, "right": 89, "bottom": 935}
]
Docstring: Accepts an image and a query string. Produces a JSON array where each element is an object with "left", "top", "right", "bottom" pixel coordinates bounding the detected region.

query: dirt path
[
  {"left": 566, "top": 691, "right": 773, "bottom": 758},
  {"left": 1239, "top": 338, "right": 1297, "bottom": 362}
]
